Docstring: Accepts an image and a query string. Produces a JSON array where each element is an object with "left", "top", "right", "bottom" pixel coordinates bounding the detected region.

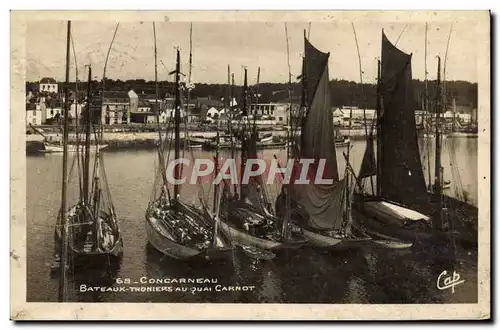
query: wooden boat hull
[
  {"left": 353, "top": 198, "right": 436, "bottom": 243},
  {"left": 302, "top": 228, "right": 371, "bottom": 251},
  {"left": 202, "top": 141, "right": 286, "bottom": 151},
  {"left": 447, "top": 132, "right": 478, "bottom": 138},
  {"left": 217, "top": 220, "right": 283, "bottom": 250},
  {"left": 41, "top": 143, "right": 108, "bottom": 153},
  {"left": 352, "top": 195, "right": 478, "bottom": 246},
  {"left": 146, "top": 216, "right": 202, "bottom": 260},
  {"left": 145, "top": 215, "right": 233, "bottom": 262},
  {"left": 334, "top": 139, "right": 350, "bottom": 148},
  {"left": 52, "top": 228, "right": 123, "bottom": 272}
]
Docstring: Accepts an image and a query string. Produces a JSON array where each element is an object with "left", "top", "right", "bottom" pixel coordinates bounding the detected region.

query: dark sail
[
  {"left": 288, "top": 36, "right": 345, "bottom": 231},
  {"left": 379, "top": 31, "right": 428, "bottom": 208},
  {"left": 301, "top": 37, "right": 339, "bottom": 181}
]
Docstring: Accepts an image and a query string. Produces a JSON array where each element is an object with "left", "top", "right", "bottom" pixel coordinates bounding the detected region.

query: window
[
  {"left": 279, "top": 117, "right": 283, "bottom": 122},
  {"left": 32, "top": 110, "right": 36, "bottom": 116}
]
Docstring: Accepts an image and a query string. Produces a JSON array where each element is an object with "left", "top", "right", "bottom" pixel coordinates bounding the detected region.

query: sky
[{"left": 25, "top": 18, "right": 480, "bottom": 85}]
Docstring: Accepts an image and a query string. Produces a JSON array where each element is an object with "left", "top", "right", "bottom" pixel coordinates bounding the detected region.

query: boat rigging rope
[{"left": 446, "top": 138, "right": 466, "bottom": 202}]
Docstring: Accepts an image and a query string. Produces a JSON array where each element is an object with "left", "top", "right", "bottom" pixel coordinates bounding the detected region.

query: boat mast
[
  {"left": 281, "top": 22, "right": 293, "bottom": 241},
  {"left": 174, "top": 49, "right": 181, "bottom": 206},
  {"left": 375, "top": 59, "right": 382, "bottom": 197},
  {"left": 253, "top": 67, "right": 260, "bottom": 130},
  {"left": 229, "top": 71, "right": 237, "bottom": 195},
  {"left": 239, "top": 68, "right": 248, "bottom": 200},
  {"left": 101, "top": 23, "right": 120, "bottom": 140},
  {"left": 352, "top": 23, "right": 373, "bottom": 195},
  {"left": 226, "top": 64, "right": 232, "bottom": 144},
  {"left": 58, "top": 20, "right": 71, "bottom": 303},
  {"left": 284, "top": 23, "right": 292, "bottom": 161},
  {"left": 152, "top": 23, "right": 169, "bottom": 200},
  {"left": 452, "top": 97, "right": 456, "bottom": 132},
  {"left": 433, "top": 56, "right": 443, "bottom": 230},
  {"left": 153, "top": 22, "right": 161, "bottom": 150},
  {"left": 424, "top": 23, "right": 432, "bottom": 189},
  {"left": 83, "top": 66, "right": 92, "bottom": 204},
  {"left": 213, "top": 116, "right": 220, "bottom": 213},
  {"left": 186, "top": 23, "right": 193, "bottom": 121}
]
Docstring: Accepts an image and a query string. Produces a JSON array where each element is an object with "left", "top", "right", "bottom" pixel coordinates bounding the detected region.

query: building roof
[
  {"left": 40, "top": 77, "right": 57, "bottom": 84},
  {"left": 138, "top": 99, "right": 151, "bottom": 107},
  {"left": 196, "top": 97, "right": 223, "bottom": 108},
  {"left": 26, "top": 103, "right": 36, "bottom": 111},
  {"left": 142, "top": 94, "right": 160, "bottom": 100},
  {"left": 102, "top": 91, "right": 129, "bottom": 103}
]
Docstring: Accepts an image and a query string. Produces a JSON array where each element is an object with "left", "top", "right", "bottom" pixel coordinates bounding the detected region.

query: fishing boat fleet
[{"left": 50, "top": 21, "right": 478, "bottom": 301}]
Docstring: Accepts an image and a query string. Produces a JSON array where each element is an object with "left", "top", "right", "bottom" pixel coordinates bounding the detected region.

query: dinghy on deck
[{"left": 353, "top": 31, "right": 477, "bottom": 247}]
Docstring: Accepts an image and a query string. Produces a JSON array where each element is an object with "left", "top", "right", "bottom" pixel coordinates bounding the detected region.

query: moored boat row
[{"left": 50, "top": 20, "right": 478, "bottom": 305}]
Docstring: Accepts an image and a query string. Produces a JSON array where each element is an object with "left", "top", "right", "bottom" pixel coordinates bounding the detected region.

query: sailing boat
[
  {"left": 215, "top": 67, "right": 307, "bottom": 252},
  {"left": 52, "top": 22, "right": 123, "bottom": 279},
  {"left": 353, "top": 30, "right": 478, "bottom": 247},
  {"left": 274, "top": 33, "right": 371, "bottom": 250},
  {"left": 145, "top": 48, "right": 232, "bottom": 261}
]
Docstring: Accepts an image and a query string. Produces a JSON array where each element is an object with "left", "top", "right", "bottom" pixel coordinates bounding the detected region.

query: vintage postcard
[{"left": 10, "top": 10, "right": 490, "bottom": 320}]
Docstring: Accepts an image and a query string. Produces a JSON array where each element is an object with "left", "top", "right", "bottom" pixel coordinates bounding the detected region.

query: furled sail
[
  {"left": 241, "top": 130, "right": 267, "bottom": 208},
  {"left": 287, "top": 36, "right": 345, "bottom": 231},
  {"left": 359, "top": 131, "right": 377, "bottom": 179},
  {"left": 379, "top": 31, "right": 428, "bottom": 208}
]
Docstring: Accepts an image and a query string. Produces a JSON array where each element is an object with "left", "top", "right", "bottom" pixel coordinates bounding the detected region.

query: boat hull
[
  {"left": 146, "top": 217, "right": 203, "bottom": 260},
  {"left": 447, "top": 132, "right": 478, "bottom": 138},
  {"left": 302, "top": 228, "right": 371, "bottom": 251},
  {"left": 334, "top": 139, "right": 350, "bottom": 148},
  {"left": 41, "top": 143, "right": 108, "bottom": 153},
  {"left": 353, "top": 198, "right": 436, "bottom": 244},
  {"left": 202, "top": 141, "right": 286, "bottom": 151},
  {"left": 352, "top": 195, "right": 477, "bottom": 246},
  {"left": 145, "top": 214, "right": 233, "bottom": 262},
  {"left": 217, "top": 220, "right": 283, "bottom": 250},
  {"left": 52, "top": 228, "right": 123, "bottom": 272}
]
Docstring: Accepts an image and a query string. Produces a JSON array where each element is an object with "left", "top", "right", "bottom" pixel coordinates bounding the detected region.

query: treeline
[{"left": 26, "top": 78, "right": 477, "bottom": 111}]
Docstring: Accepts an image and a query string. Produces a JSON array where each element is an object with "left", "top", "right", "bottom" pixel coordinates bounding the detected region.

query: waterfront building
[
  {"left": 101, "top": 91, "right": 130, "bottom": 125},
  {"left": 39, "top": 77, "right": 58, "bottom": 94},
  {"left": 248, "top": 102, "right": 289, "bottom": 124}
]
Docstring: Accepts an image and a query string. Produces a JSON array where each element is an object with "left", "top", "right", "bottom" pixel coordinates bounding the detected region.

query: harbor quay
[{"left": 26, "top": 127, "right": 374, "bottom": 152}]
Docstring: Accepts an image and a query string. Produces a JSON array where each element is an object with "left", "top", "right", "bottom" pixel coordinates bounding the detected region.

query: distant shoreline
[{"left": 25, "top": 127, "right": 477, "bottom": 154}]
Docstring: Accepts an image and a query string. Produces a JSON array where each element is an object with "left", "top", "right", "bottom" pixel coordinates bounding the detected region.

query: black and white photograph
[{"left": 10, "top": 10, "right": 490, "bottom": 320}]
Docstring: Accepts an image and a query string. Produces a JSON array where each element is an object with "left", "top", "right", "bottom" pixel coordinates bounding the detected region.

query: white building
[
  {"left": 206, "top": 107, "right": 219, "bottom": 118},
  {"left": 248, "top": 103, "right": 289, "bottom": 124},
  {"left": 26, "top": 104, "right": 43, "bottom": 125},
  {"left": 101, "top": 91, "right": 130, "bottom": 125},
  {"left": 39, "top": 77, "right": 58, "bottom": 94},
  {"left": 458, "top": 113, "right": 472, "bottom": 123}
]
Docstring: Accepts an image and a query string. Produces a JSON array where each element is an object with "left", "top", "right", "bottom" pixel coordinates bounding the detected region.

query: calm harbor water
[{"left": 26, "top": 138, "right": 478, "bottom": 303}]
